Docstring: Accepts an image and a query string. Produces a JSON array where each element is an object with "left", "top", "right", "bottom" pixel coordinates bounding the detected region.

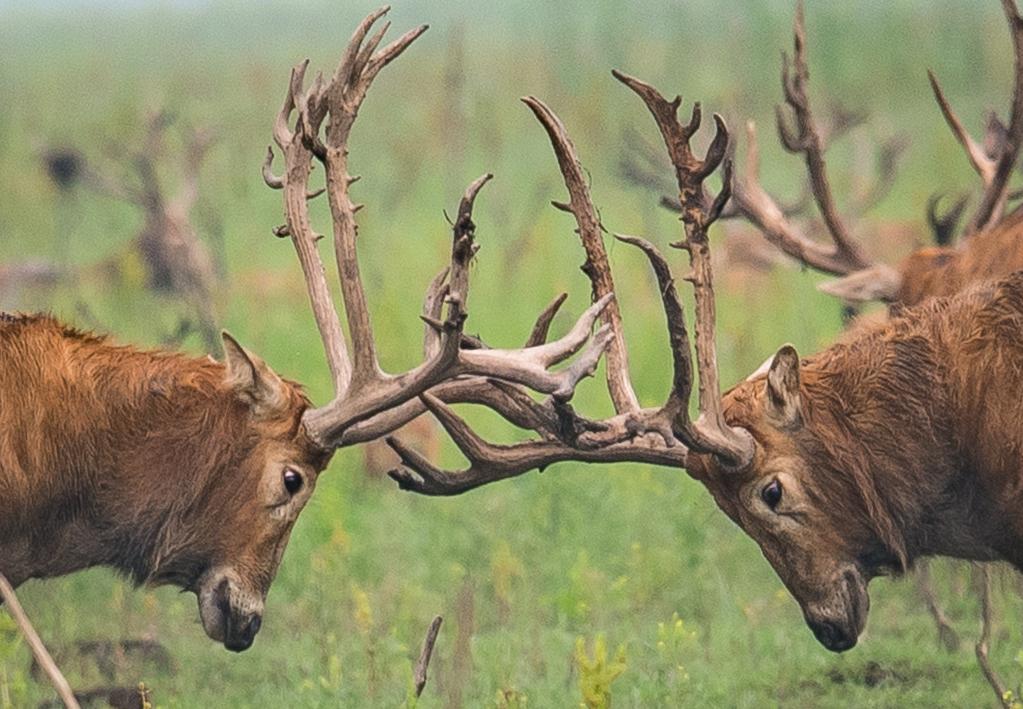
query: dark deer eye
[
  {"left": 761, "top": 479, "right": 783, "bottom": 510},
  {"left": 283, "top": 469, "right": 303, "bottom": 495}
]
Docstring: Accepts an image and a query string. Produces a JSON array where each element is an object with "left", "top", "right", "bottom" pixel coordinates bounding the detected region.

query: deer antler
[
  {"left": 387, "top": 76, "right": 755, "bottom": 496},
  {"left": 928, "top": 0, "right": 1023, "bottom": 235},
  {"left": 730, "top": 3, "right": 875, "bottom": 278},
  {"left": 266, "top": 8, "right": 615, "bottom": 451},
  {"left": 719, "top": 1, "right": 910, "bottom": 305}
]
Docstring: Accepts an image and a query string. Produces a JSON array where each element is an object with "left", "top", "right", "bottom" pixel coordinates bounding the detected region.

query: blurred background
[{"left": 1, "top": 0, "right": 1021, "bottom": 706}]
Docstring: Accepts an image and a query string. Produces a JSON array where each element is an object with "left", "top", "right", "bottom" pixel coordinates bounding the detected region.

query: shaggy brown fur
[
  {"left": 897, "top": 209, "right": 1023, "bottom": 306},
  {"left": 687, "top": 271, "right": 1023, "bottom": 651},
  {"left": 0, "top": 316, "right": 331, "bottom": 650}
]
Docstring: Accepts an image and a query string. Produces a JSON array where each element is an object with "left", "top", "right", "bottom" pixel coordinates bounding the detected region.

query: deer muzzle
[
  {"left": 197, "top": 571, "right": 266, "bottom": 652},
  {"left": 802, "top": 566, "right": 869, "bottom": 653}
]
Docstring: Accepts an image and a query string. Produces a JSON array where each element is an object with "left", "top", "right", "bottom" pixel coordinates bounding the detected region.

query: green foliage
[
  {"left": 0, "top": 614, "right": 28, "bottom": 708},
  {"left": 652, "top": 612, "right": 697, "bottom": 703},
  {"left": 1001, "top": 652, "right": 1023, "bottom": 709},
  {"left": 575, "top": 635, "right": 627, "bottom": 709},
  {"left": 494, "top": 686, "right": 529, "bottom": 708}
]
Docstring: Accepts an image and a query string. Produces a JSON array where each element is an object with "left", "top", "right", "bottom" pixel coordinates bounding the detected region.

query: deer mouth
[
  {"left": 197, "top": 572, "right": 265, "bottom": 652},
  {"left": 804, "top": 567, "right": 869, "bottom": 653}
]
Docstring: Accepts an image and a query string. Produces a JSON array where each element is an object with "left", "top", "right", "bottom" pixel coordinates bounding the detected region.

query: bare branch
[{"left": 414, "top": 615, "right": 443, "bottom": 698}]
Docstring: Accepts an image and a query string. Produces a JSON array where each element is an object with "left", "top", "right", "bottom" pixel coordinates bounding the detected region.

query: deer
[
  {"left": 624, "top": 0, "right": 1023, "bottom": 658},
  {"left": 350, "top": 17, "right": 1023, "bottom": 665},
  {"left": 0, "top": 10, "right": 619, "bottom": 653},
  {"left": 738, "top": 0, "right": 1023, "bottom": 663},
  {"left": 377, "top": 57, "right": 1023, "bottom": 656}
]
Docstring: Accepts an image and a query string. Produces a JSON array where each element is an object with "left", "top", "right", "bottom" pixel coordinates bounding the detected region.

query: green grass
[{"left": 1, "top": 0, "right": 1022, "bottom": 706}]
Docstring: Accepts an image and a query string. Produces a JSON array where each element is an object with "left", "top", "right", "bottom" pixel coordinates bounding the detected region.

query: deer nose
[
  {"left": 808, "top": 619, "right": 856, "bottom": 652},
  {"left": 225, "top": 613, "right": 262, "bottom": 653}
]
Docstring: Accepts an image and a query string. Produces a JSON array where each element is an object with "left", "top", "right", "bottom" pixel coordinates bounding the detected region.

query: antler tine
[
  {"left": 379, "top": 68, "right": 770, "bottom": 496},
  {"left": 525, "top": 292, "right": 569, "bottom": 347},
  {"left": 522, "top": 96, "right": 641, "bottom": 415},
  {"left": 928, "top": 70, "right": 997, "bottom": 187},
  {"left": 612, "top": 234, "right": 691, "bottom": 442},
  {"left": 613, "top": 69, "right": 754, "bottom": 469},
  {"left": 271, "top": 11, "right": 674, "bottom": 464},
  {"left": 625, "top": 118, "right": 811, "bottom": 221},
  {"left": 773, "top": 1, "right": 871, "bottom": 271},
  {"left": 415, "top": 177, "right": 487, "bottom": 360},
  {"left": 387, "top": 393, "right": 689, "bottom": 496},
  {"left": 269, "top": 56, "right": 352, "bottom": 396},
  {"left": 927, "top": 1, "right": 1023, "bottom": 235},
  {"left": 926, "top": 192, "right": 970, "bottom": 246},
  {"left": 422, "top": 266, "right": 450, "bottom": 359},
  {"left": 448, "top": 173, "right": 493, "bottom": 309},
  {"left": 727, "top": 3, "right": 882, "bottom": 278},
  {"left": 339, "top": 376, "right": 555, "bottom": 448},
  {"left": 263, "top": 145, "right": 326, "bottom": 199},
  {"left": 298, "top": 156, "right": 615, "bottom": 447},
  {"left": 850, "top": 133, "right": 909, "bottom": 215},
  {"left": 971, "top": 0, "right": 1023, "bottom": 232},
  {"left": 315, "top": 11, "right": 430, "bottom": 387}
]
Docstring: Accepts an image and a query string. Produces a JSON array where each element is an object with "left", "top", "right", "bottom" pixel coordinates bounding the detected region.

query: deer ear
[
  {"left": 764, "top": 344, "right": 802, "bottom": 429},
  {"left": 222, "top": 332, "right": 289, "bottom": 417}
]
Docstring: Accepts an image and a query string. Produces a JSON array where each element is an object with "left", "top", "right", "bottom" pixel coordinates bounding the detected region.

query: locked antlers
[
  {"left": 264, "top": 8, "right": 615, "bottom": 452},
  {"left": 387, "top": 73, "right": 755, "bottom": 496}
]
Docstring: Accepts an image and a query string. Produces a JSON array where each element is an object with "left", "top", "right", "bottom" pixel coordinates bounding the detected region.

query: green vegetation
[{"left": 1, "top": 1, "right": 1022, "bottom": 706}]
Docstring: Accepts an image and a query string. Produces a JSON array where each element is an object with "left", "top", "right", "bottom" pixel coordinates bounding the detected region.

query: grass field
[{"left": 2, "top": 1, "right": 1023, "bottom": 706}]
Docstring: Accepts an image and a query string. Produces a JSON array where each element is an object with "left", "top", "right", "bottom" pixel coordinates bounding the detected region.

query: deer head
[{"left": 214, "top": 8, "right": 621, "bottom": 649}]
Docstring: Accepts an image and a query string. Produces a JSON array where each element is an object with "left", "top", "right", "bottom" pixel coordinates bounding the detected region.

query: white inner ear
[
  {"left": 222, "top": 333, "right": 289, "bottom": 417},
  {"left": 746, "top": 353, "right": 776, "bottom": 381}
]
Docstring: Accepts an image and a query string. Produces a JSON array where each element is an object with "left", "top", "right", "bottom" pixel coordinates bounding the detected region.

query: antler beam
[
  {"left": 387, "top": 77, "right": 755, "bottom": 495},
  {"left": 268, "top": 8, "right": 615, "bottom": 451}
]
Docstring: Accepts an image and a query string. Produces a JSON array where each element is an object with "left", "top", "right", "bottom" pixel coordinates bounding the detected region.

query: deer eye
[
  {"left": 761, "top": 478, "right": 783, "bottom": 510},
  {"left": 283, "top": 469, "right": 303, "bottom": 495}
]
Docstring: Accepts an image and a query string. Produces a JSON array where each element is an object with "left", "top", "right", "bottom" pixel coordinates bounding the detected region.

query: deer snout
[
  {"left": 224, "top": 608, "right": 263, "bottom": 653},
  {"left": 802, "top": 566, "right": 869, "bottom": 653},
  {"left": 197, "top": 571, "right": 266, "bottom": 652}
]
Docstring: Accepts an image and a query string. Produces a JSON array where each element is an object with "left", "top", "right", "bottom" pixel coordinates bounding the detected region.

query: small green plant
[
  {"left": 494, "top": 686, "right": 529, "bottom": 708},
  {"left": 0, "top": 613, "right": 27, "bottom": 709},
  {"left": 653, "top": 611, "right": 697, "bottom": 701},
  {"left": 490, "top": 541, "right": 525, "bottom": 625},
  {"left": 1002, "top": 652, "right": 1023, "bottom": 709},
  {"left": 138, "top": 682, "right": 153, "bottom": 709},
  {"left": 575, "top": 635, "right": 626, "bottom": 709}
]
